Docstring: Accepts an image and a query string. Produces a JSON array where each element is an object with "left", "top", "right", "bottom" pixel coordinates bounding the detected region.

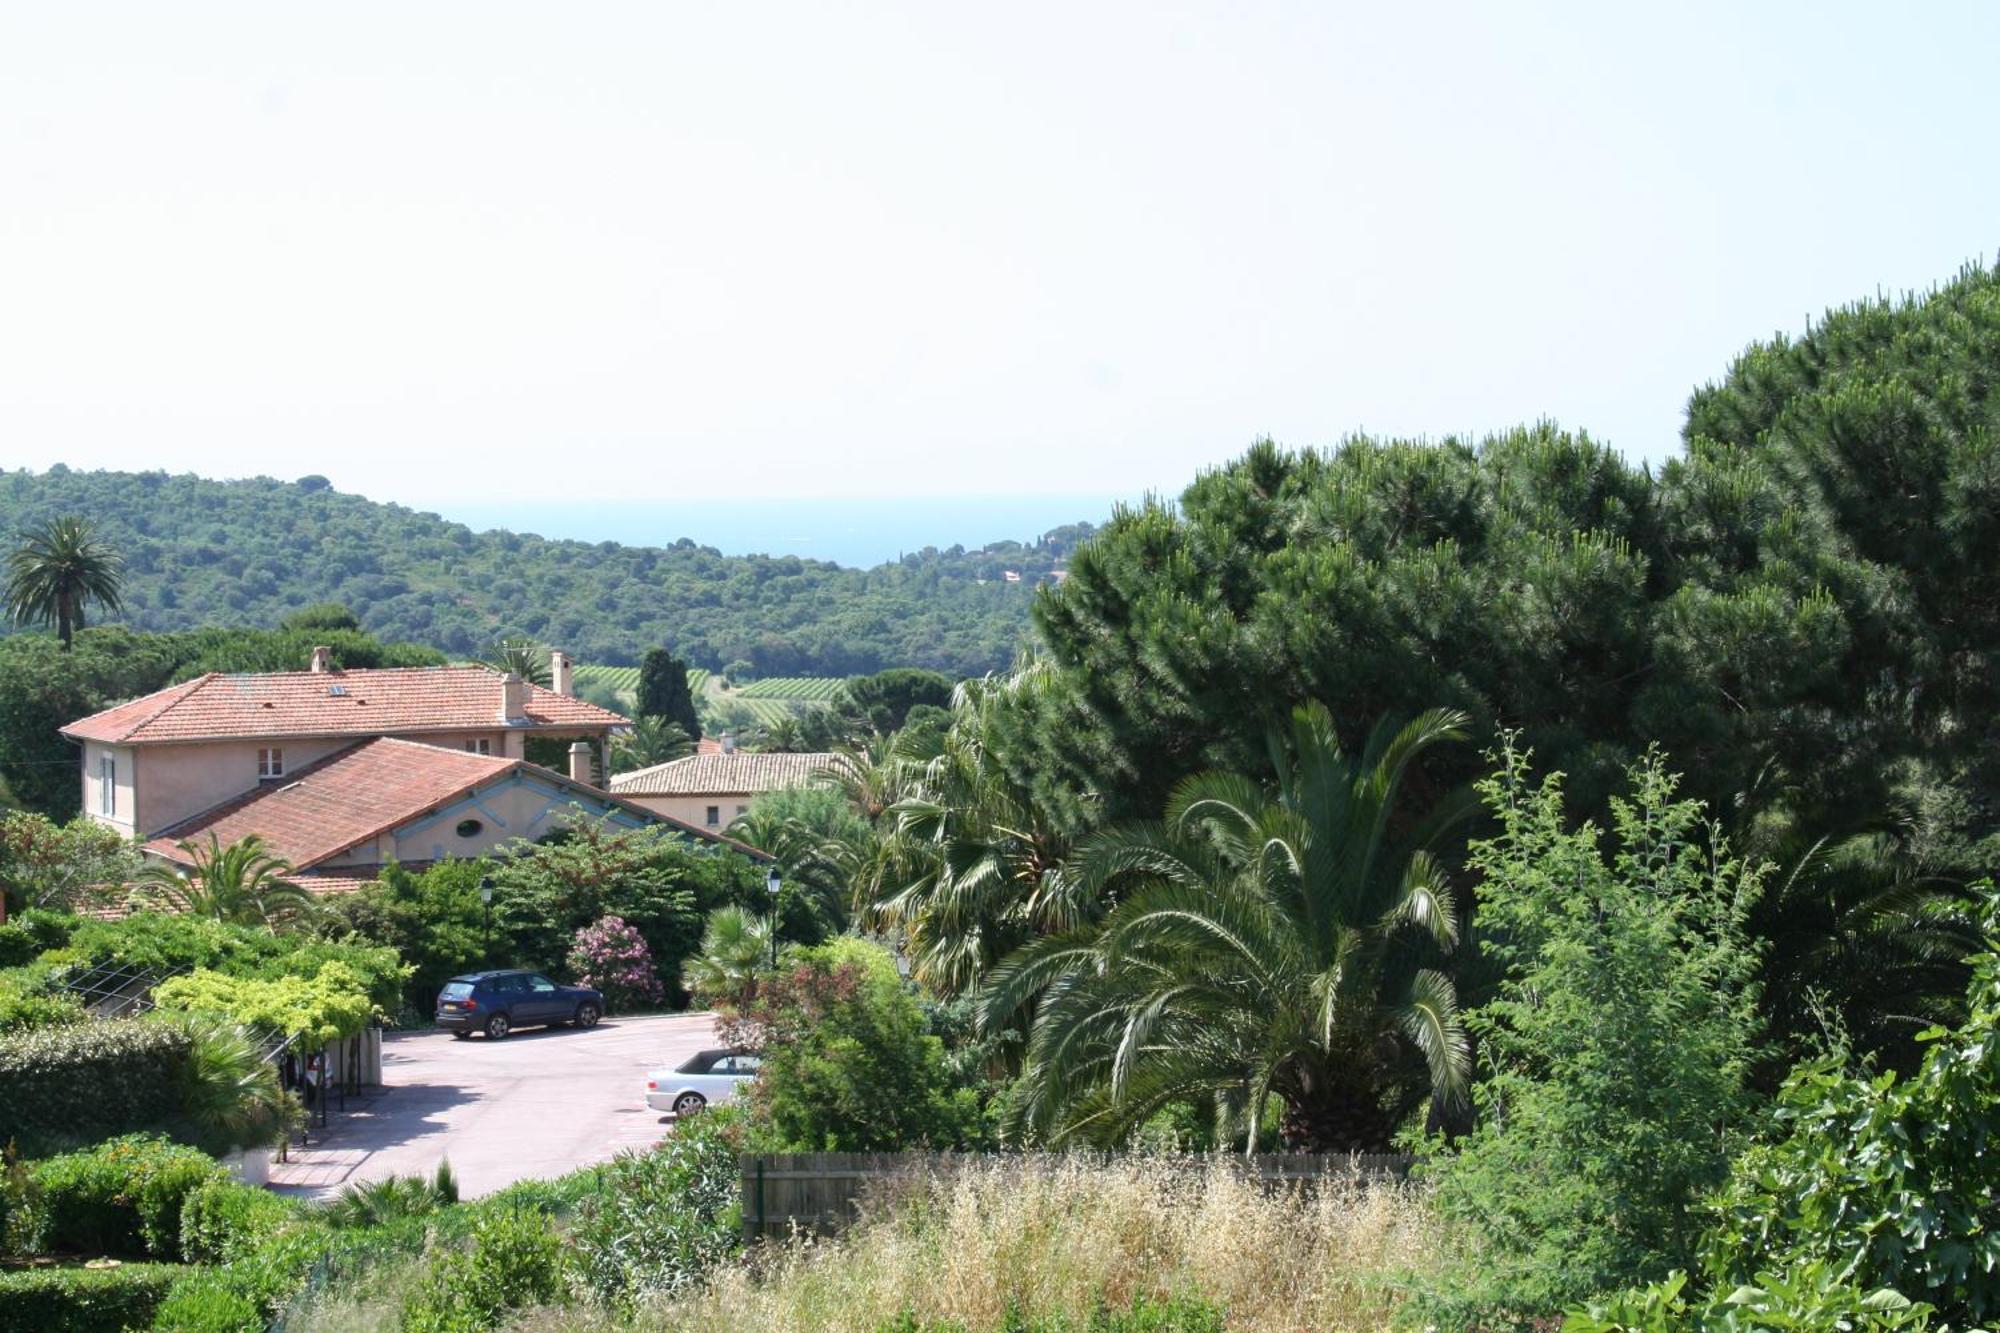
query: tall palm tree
[
  {"left": 484, "top": 639, "right": 551, "bottom": 687},
  {"left": 136, "top": 834, "right": 315, "bottom": 926},
  {"left": 866, "top": 673, "right": 1089, "bottom": 996},
  {"left": 680, "top": 905, "right": 776, "bottom": 1009},
  {"left": 612, "top": 715, "right": 696, "bottom": 770},
  {"left": 5, "top": 516, "right": 124, "bottom": 649},
  {"left": 980, "top": 702, "right": 1472, "bottom": 1153}
]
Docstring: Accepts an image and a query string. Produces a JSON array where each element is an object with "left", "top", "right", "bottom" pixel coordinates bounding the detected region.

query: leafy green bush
[
  {"left": 571, "top": 1106, "right": 744, "bottom": 1305},
  {"left": 725, "top": 936, "right": 985, "bottom": 1151},
  {"left": 0, "top": 923, "right": 38, "bottom": 967},
  {"left": 15, "top": 908, "right": 83, "bottom": 952},
  {"left": 24, "top": 1134, "right": 223, "bottom": 1261},
  {"left": 178, "top": 1175, "right": 303, "bottom": 1264},
  {"left": 1563, "top": 1265, "right": 1934, "bottom": 1331},
  {"left": 0, "top": 1262, "right": 183, "bottom": 1333},
  {"left": 400, "top": 1207, "right": 573, "bottom": 1332},
  {"left": 155, "top": 1225, "right": 328, "bottom": 1332},
  {"left": 59, "top": 913, "right": 407, "bottom": 1014},
  {"left": 0, "top": 970, "right": 85, "bottom": 1034},
  {"left": 0, "top": 1017, "right": 193, "bottom": 1156},
  {"left": 154, "top": 963, "right": 377, "bottom": 1047},
  {"left": 1422, "top": 746, "right": 1764, "bottom": 1327},
  {"left": 1678, "top": 881, "right": 2000, "bottom": 1326}
]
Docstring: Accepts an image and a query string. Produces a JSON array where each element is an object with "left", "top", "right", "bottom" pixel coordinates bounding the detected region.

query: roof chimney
[
  {"left": 500, "top": 672, "right": 528, "bottom": 723},
  {"left": 309, "top": 645, "right": 333, "bottom": 674},
  {"left": 550, "top": 651, "right": 573, "bottom": 697},
  {"left": 720, "top": 731, "right": 736, "bottom": 754},
  {"left": 568, "top": 741, "right": 594, "bottom": 785}
]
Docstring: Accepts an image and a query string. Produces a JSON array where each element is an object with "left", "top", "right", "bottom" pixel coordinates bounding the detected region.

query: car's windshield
[{"left": 440, "top": 982, "right": 473, "bottom": 1000}]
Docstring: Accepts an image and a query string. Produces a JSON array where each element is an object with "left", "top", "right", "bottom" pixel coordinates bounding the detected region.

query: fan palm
[
  {"left": 981, "top": 702, "right": 1472, "bottom": 1152},
  {"left": 5, "top": 516, "right": 124, "bottom": 649},
  {"left": 485, "top": 639, "right": 550, "bottom": 687},
  {"left": 681, "top": 905, "right": 776, "bottom": 1008},
  {"left": 136, "top": 833, "right": 315, "bottom": 926},
  {"left": 170, "top": 1014, "right": 300, "bottom": 1154}
]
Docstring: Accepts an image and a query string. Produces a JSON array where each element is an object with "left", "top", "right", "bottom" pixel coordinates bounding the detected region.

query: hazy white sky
[{"left": 2, "top": 2, "right": 1993, "bottom": 505}]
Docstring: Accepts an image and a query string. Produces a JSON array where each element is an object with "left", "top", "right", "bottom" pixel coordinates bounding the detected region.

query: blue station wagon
[{"left": 435, "top": 969, "right": 605, "bottom": 1040}]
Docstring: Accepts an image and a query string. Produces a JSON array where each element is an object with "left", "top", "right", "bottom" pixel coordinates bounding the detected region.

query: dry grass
[{"left": 635, "top": 1156, "right": 1446, "bottom": 1332}]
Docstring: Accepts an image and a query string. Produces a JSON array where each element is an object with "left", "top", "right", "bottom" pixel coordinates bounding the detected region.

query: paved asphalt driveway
[{"left": 269, "top": 1011, "right": 718, "bottom": 1200}]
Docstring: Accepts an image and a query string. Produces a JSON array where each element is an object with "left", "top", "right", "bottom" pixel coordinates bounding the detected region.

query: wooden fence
[{"left": 739, "top": 1151, "right": 1415, "bottom": 1242}]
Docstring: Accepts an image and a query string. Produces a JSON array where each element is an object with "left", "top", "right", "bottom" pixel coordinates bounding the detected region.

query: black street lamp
[
  {"left": 766, "top": 867, "right": 781, "bottom": 971},
  {"left": 479, "top": 876, "right": 494, "bottom": 960}
]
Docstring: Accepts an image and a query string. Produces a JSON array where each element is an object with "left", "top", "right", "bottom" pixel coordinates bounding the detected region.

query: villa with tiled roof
[
  {"left": 62, "top": 648, "right": 624, "bottom": 842},
  {"left": 60, "top": 648, "right": 761, "bottom": 896},
  {"left": 610, "top": 748, "right": 842, "bottom": 829}
]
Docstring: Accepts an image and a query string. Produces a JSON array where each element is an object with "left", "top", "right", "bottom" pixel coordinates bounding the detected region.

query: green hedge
[
  {"left": 0, "top": 1019, "right": 193, "bottom": 1157},
  {"left": 0, "top": 1262, "right": 183, "bottom": 1333},
  {"left": 0, "top": 972, "right": 85, "bottom": 1035},
  {"left": 24, "top": 1135, "right": 223, "bottom": 1262},
  {"left": 177, "top": 1176, "right": 302, "bottom": 1265},
  {"left": 0, "top": 923, "right": 38, "bottom": 968}
]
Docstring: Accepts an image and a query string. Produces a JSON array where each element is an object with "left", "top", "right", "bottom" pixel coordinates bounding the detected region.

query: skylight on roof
[{"left": 328, "top": 685, "right": 348, "bottom": 696}]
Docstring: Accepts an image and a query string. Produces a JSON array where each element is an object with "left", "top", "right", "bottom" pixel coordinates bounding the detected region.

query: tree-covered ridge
[{"left": 0, "top": 469, "right": 1091, "bottom": 676}]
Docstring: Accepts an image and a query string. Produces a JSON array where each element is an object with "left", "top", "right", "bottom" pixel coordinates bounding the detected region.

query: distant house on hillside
[
  {"left": 610, "top": 750, "right": 841, "bottom": 829},
  {"left": 60, "top": 648, "right": 759, "bottom": 898}
]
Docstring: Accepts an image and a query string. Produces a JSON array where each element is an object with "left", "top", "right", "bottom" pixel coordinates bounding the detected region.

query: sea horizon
[{"left": 425, "top": 492, "right": 1143, "bottom": 570}]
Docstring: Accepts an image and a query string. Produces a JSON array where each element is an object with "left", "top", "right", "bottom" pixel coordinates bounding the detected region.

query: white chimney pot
[
  {"left": 550, "top": 651, "right": 574, "bottom": 697},
  {"left": 568, "top": 740, "right": 594, "bottom": 785},
  {"left": 309, "top": 645, "right": 333, "bottom": 673}
]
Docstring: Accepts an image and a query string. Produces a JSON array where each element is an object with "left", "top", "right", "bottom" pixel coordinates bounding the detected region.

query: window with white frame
[
  {"left": 464, "top": 738, "right": 491, "bottom": 755},
  {"left": 257, "top": 748, "right": 284, "bottom": 779},
  {"left": 99, "top": 755, "right": 115, "bottom": 816}
]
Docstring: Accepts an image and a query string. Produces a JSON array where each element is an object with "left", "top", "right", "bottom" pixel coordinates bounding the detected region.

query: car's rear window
[{"left": 440, "top": 982, "right": 474, "bottom": 1000}]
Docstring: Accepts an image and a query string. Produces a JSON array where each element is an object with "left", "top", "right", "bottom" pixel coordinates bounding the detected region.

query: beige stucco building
[{"left": 609, "top": 750, "right": 842, "bottom": 830}]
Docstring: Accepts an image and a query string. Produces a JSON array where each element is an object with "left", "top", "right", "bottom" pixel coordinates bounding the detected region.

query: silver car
[{"left": 646, "top": 1048, "right": 761, "bottom": 1117}]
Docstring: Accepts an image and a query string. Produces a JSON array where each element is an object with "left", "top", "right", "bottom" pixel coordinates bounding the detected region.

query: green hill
[{"left": 0, "top": 468, "right": 1092, "bottom": 676}]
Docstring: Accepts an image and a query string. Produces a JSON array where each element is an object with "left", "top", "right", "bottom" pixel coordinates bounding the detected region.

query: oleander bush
[
  {"left": 0, "top": 1018, "right": 193, "bottom": 1157},
  {"left": 0, "top": 1262, "right": 184, "bottom": 1333},
  {"left": 569, "top": 1106, "right": 744, "bottom": 1307},
  {"left": 22, "top": 1134, "right": 223, "bottom": 1262}
]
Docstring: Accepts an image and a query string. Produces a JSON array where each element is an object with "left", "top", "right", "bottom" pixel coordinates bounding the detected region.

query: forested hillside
[{"left": 0, "top": 470, "right": 1089, "bottom": 675}]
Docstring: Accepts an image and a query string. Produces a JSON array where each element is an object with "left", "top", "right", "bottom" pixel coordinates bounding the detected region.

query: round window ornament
[{"left": 455, "top": 818, "right": 484, "bottom": 838}]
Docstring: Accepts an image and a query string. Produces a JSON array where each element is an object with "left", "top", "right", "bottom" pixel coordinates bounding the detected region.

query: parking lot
[{"left": 269, "top": 1011, "right": 718, "bottom": 1200}]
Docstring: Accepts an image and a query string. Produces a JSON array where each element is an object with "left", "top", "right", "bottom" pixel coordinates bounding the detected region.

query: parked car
[
  {"left": 646, "top": 1048, "right": 761, "bottom": 1117},
  {"left": 434, "top": 969, "right": 604, "bottom": 1040}
]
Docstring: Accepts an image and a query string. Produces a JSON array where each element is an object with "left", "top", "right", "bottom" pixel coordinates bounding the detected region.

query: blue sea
[{"left": 430, "top": 493, "right": 1141, "bottom": 569}]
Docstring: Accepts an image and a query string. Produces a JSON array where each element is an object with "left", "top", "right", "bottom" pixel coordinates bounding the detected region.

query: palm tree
[
  {"left": 136, "top": 833, "right": 315, "bottom": 926},
  {"left": 5, "top": 516, "right": 124, "bottom": 649},
  {"left": 612, "top": 715, "right": 696, "bottom": 770},
  {"left": 170, "top": 1014, "right": 300, "bottom": 1155},
  {"left": 1756, "top": 828, "right": 1981, "bottom": 1069},
  {"left": 980, "top": 702, "right": 1472, "bottom": 1153},
  {"left": 680, "top": 905, "right": 776, "bottom": 1009},
  {"left": 865, "top": 673, "right": 1089, "bottom": 996},
  {"left": 485, "top": 639, "right": 550, "bottom": 687}
]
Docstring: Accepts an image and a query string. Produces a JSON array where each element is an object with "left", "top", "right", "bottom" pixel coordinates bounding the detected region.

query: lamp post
[
  {"left": 479, "top": 876, "right": 494, "bottom": 960},
  {"left": 766, "top": 867, "right": 781, "bottom": 971}
]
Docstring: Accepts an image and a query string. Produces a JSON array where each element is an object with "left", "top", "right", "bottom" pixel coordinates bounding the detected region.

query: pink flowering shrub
[{"left": 566, "top": 915, "right": 664, "bottom": 1012}]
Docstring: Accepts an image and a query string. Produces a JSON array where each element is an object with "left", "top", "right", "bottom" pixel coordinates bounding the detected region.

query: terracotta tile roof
[
  {"left": 62, "top": 666, "right": 629, "bottom": 745},
  {"left": 142, "top": 738, "right": 764, "bottom": 872},
  {"left": 144, "top": 739, "right": 516, "bottom": 870},
  {"left": 610, "top": 751, "right": 842, "bottom": 797}
]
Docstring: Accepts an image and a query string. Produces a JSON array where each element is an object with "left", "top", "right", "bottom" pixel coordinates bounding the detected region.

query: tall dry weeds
[{"left": 641, "top": 1155, "right": 1446, "bottom": 1332}]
